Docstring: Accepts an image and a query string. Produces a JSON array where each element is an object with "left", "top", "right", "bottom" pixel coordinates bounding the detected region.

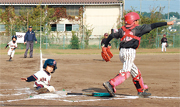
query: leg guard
[
  {"left": 109, "top": 72, "right": 130, "bottom": 93},
  {"left": 107, "top": 46, "right": 113, "bottom": 58},
  {"left": 132, "top": 70, "right": 148, "bottom": 93}
]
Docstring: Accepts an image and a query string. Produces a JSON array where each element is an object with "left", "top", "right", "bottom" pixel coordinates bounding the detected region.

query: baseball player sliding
[
  {"left": 102, "top": 12, "right": 175, "bottom": 97},
  {"left": 21, "top": 59, "right": 57, "bottom": 94},
  {"left": 5, "top": 35, "right": 18, "bottom": 61}
]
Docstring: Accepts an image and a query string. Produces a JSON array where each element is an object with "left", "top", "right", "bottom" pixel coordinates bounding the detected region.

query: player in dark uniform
[
  {"left": 101, "top": 33, "right": 113, "bottom": 61},
  {"left": 101, "top": 33, "right": 111, "bottom": 47},
  {"left": 102, "top": 12, "right": 175, "bottom": 97},
  {"left": 161, "top": 34, "right": 168, "bottom": 52}
]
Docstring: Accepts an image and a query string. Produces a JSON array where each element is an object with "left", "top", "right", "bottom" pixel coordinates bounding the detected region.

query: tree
[
  {"left": 70, "top": 31, "right": 79, "bottom": 49},
  {"left": 0, "top": 6, "right": 16, "bottom": 36},
  {"left": 84, "top": 25, "right": 94, "bottom": 49}
]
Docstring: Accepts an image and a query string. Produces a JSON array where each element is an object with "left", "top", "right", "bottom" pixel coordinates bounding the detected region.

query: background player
[
  {"left": 24, "top": 26, "right": 37, "bottom": 58},
  {"left": 161, "top": 34, "right": 168, "bottom": 52},
  {"left": 21, "top": 59, "right": 57, "bottom": 94},
  {"left": 101, "top": 33, "right": 113, "bottom": 61},
  {"left": 102, "top": 12, "right": 175, "bottom": 97},
  {"left": 5, "top": 35, "right": 18, "bottom": 61}
]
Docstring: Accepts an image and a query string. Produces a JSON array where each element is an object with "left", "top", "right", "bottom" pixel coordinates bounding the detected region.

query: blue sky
[{"left": 125, "top": 0, "right": 180, "bottom": 14}]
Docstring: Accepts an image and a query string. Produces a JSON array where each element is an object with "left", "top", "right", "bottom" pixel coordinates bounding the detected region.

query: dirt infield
[{"left": 0, "top": 49, "right": 179, "bottom": 107}]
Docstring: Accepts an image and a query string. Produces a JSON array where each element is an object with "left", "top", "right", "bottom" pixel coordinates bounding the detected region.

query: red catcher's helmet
[
  {"left": 125, "top": 12, "right": 140, "bottom": 25},
  {"left": 163, "top": 34, "right": 166, "bottom": 36}
]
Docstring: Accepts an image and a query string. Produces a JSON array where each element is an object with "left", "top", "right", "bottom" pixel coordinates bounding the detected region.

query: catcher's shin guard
[
  {"left": 107, "top": 46, "right": 113, "bottom": 58},
  {"left": 132, "top": 70, "right": 148, "bottom": 93},
  {"left": 109, "top": 72, "right": 131, "bottom": 93}
]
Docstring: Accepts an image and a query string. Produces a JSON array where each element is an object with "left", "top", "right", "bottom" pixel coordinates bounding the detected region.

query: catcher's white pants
[
  {"left": 8, "top": 48, "right": 15, "bottom": 58},
  {"left": 162, "top": 43, "right": 167, "bottom": 52},
  {"left": 119, "top": 48, "right": 139, "bottom": 78}
]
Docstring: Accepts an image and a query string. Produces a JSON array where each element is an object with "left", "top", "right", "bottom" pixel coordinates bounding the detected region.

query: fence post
[
  {"left": 99, "top": 35, "right": 101, "bottom": 49},
  {"left": 156, "top": 28, "right": 158, "bottom": 48},
  {"left": 158, "top": 36, "right": 159, "bottom": 48},
  {"left": 63, "top": 35, "right": 65, "bottom": 49},
  {"left": 173, "top": 34, "right": 175, "bottom": 48},
  {"left": 46, "top": 35, "right": 47, "bottom": 49}
]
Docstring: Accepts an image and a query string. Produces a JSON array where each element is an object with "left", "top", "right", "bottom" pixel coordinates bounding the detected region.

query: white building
[{"left": 0, "top": 0, "right": 123, "bottom": 37}]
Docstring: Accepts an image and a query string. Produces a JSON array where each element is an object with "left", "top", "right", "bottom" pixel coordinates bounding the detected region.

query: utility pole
[
  {"left": 27, "top": 12, "right": 28, "bottom": 30},
  {"left": 118, "top": 0, "right": 124, "bottom": 27},
  {"left": 168, "top": 0, "right": 170, "bottom": 20},
  {"left": 45, "top": 5, "right": 48, "bottom": 49},
  {"left": 140, "top": 0, "right": 142, "bottom": 14}
]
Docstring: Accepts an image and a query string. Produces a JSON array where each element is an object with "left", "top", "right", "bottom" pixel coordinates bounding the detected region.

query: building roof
[{"left": 0, "top": 0, "right": 121, "bottom": 5}]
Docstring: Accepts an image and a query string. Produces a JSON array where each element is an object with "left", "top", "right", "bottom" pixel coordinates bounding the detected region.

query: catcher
[
  {"left": 102, "top": 12, "right": 175, "bottom": 97},
  {"left": 101, "top": 33, "right": 113, "bottom": 62}
]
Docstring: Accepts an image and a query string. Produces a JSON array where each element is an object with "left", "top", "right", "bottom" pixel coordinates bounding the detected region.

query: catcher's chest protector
[{"left": 121, "top": 25, "right": 141, "bottom": 49}]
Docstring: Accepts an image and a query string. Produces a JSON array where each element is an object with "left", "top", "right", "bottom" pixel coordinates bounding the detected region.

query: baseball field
[{"left": 0, "top": 48, "right": 179, "bottom": 107}]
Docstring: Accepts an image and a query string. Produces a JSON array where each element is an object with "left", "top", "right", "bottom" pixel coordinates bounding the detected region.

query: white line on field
[{"left": 1, "top": 93, "right": 180, "bottom": 103}]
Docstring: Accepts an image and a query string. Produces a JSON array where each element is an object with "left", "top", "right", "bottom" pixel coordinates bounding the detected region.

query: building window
[
  {"left": 14, "top": 6, "right": 21, "bottom": 15},
  {"left": 72, "top": 24, "right": 79, "bottom": 31},
  {"left": 0, "top": 6, "right": 5, "bottom": 12},
  {"left": 50, "top": 24, "right": 56, "bottom": 31},
  {"left": 66, "top": 6, "right": 79, "bottom": 16},
  {"left": 0, "top": 24, "right": 6, "bottom": 32},
  {"left": 57, "top": 24, "right": 79, "bottom": 32},
  {"left": 65, "top": 24, "right": 72, "bottom": 31},
  {"left": 57, "top": 24, "right": 65, "bottom": 31}
]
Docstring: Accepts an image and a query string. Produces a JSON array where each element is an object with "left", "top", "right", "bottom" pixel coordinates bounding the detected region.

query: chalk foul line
[{"left": 0, "top": 91, "right": 180, "bottom": 103}]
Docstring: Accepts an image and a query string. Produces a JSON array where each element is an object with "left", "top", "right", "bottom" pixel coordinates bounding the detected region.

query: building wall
[{"left": 84, "top": 5, "right": 120, "bottom": 35}]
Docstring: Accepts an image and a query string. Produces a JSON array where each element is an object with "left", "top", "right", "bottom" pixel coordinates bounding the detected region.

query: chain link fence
[{"left": 0, "top": 32, "right": 179, "bottom": 50}]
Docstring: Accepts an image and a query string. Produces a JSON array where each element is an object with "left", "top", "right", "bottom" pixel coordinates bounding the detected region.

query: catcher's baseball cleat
[
  {"left": 36, "top": 88, "right": 50, "bottom": 94},
  {"left": 103, "top": 82, "right": 115, "bottom": 97},
  {"left": 138, "top": 91, "right": 151, "bottom": 98}
]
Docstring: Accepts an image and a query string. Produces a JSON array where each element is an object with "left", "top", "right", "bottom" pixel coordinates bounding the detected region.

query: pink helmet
[{"left": 125, "top": 12, "right": 140, "bottom": 25}]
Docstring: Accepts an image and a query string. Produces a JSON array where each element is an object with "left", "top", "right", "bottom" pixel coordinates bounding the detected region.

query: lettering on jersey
[
  {"left": 40, "top": 77, "right": 47, "bottom": 82},
  {"left": 123, "top": 31, "right": 133, "bottom": 41}
]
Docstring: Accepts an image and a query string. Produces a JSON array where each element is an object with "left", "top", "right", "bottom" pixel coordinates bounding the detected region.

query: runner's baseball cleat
[
  {"left": 9, "top": 57, "right": 12, "bottom": 61},
  {"left": 103, "top": 82, "right": 115, "bottom": 97}
]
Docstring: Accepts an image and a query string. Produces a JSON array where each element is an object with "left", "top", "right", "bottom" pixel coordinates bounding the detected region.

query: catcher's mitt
[
  {"left": 101, "top": 47, "right": 113, "bottom": 62},
  {"left": 166, "top": 43, "right": 168, "bottom": 47}
]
